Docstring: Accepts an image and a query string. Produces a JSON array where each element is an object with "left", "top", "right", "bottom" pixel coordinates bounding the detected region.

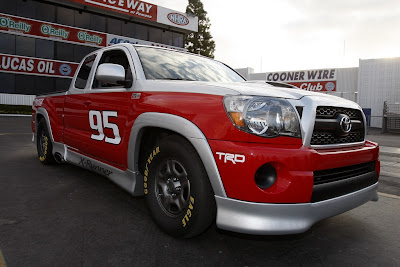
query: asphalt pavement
[{"left": 0, "top": 116, "right": 400, "bottom": 266}]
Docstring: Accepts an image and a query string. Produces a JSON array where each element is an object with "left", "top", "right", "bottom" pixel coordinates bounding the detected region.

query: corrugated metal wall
[
  {"left": 358, "top": 57, "right": 400, "bottom": 128},
  {"left": 0, "top": 93, "right": 35, "bottom": 106}
]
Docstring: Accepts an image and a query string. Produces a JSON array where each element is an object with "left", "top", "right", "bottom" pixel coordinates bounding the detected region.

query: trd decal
[
  {"left": 216, "top": 152, "right": 245, "bottom": 164},
  {"left": 79, "top": 157, "right": 113, "bottom": 176}
]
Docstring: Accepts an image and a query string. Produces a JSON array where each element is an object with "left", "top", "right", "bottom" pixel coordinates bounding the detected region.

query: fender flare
[
  {"left": 127, "top": 112, "right": 227, "bottom": 197},
  {"left": 35, "top": 107, "right": 55, "bottom": 142}
]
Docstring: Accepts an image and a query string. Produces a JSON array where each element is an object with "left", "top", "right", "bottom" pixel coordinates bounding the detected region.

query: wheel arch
[
  {"left": 128, "top": 112, "right": 227, "bottom": 197},
  {"left": 35, "top": 107, "right": 55, "bottom": 142}
]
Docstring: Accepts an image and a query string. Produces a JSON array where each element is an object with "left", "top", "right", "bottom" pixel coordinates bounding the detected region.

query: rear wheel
[
  {"left": 144, "top": 135, "right": 216, "bottom": 238},
  {"left": 36, "top": 118, "right": 55, "bottom": 164}
]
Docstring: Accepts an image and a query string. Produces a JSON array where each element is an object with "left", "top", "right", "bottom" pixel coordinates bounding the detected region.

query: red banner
[
  {"left": 0, "top": 13, "right": 107, "bottom": 47},
  {"left": 0, "top": 53, "right": 79, "bottom": 78},
  {"left": 68, "top": 0, "right": 157, "bottom": 22},
  {"left": 288, "top": 81, "right": 337, "bottom": 92}
]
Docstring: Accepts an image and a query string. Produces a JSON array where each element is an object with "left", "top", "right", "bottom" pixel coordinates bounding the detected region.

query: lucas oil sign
[{"left": 266, "top": 69, "right": 337, "bottom": 91}]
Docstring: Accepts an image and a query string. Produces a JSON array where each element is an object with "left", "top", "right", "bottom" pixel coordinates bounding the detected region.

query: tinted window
[
  {"left": 135, "top": 24, "right": 148, "bottom": 40},
  {"left": 15, "top": 74, "right": 35, "bottom": 94},
  {"left": 122, "top": 22, "right": 135, "bottom": 38},
  {"left": 36, "top": 2, "right": 56, "bottom": 22},
  {"left": 16, "top": 36, "right": 35, "bottom": 57},
  {"left": 107, "top": 18, "right": 122, "bottom": 35},
  {"left": 75, "top": 10, "right": 90, "bottom": 29},
  {"left": 0, "top": 33, "right": 16, "bottom": 54},
  {"left": 55, "top": 42, "right": 74, "bottom": 61},
  {"left": 173, "top": 33, "right": 184, "bottom": 48},
  {"left": 36, "top": 39, "right": 54, "bottom": 59},
  {"left": 93, "top": 50, "right": 132, "bottom": 88},
  {"left": 75, "top": 54, "right": 96, "bottom": 89},
  {"left": 57, "top": 6, "right": 75, "bottom": 26},
  {"left": 0, "top": 73, "right": 15, "bottom": 93},
  {"left": 35, "top": 76, "right": 56, "bottom": 95},
  {"left": 135, "top": 47, "right": 244, "bottom": 83},
  {"left": 162, "top": 30, "right": 173, "bottom": 46},
  {"left": 91, "top": 14, "right": 106, "bottom": 32},
  {"left": 149, "top": 28, "right": 162, "bottom": 43}
]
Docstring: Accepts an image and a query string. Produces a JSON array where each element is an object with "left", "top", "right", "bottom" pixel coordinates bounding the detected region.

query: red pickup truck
[{"left": 32, "top": 44, "right": 380, "bottom": 238}]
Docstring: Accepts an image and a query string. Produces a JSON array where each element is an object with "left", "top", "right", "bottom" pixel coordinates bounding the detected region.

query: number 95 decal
[{"left": 89, "top": 110, "right": 121, "bottom": 145}]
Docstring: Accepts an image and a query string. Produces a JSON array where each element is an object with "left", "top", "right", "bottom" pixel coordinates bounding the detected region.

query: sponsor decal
[
  {"left": 0, "top": 13, "right": 107, "bottom": 47},
  {"left": 0, "top": 16, "right": 32, "bottom": 33},
  {"left": 33, "top": 98, "right": 44, "bottom": 107},
  {"left": 59, "top": 64, "right": 72, "bottom": 76},
  {"left": 216, "top": 152, "right": 246, "bottom": 164},
  {"left": 0, "top": 53, "right": 78, "bottom": 78},
  {"left": 288, "top": 81, "right": 337, "bottom": 92},
  {"left": 79, "top": 157, "right": 113, "bottom": 176},
  {"left": 41, "top": 24, "right": 70, "bottom": 40},
  {"left": 266, "top": 68, "right": 337, "bottom": 92},
  {"left": 167, "top": 13, "right": 189, "bottom": 26},
  {"left": 67, "top": 0, "right": 157, "bottom": 22}
]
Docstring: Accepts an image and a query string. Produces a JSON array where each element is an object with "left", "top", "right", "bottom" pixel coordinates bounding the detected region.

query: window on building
[
  {"left": 75, "top": 53, "right": 97, "bottom": 89},
  {"left": 0, "top": 33, "right": 16, "bottom": 55},
  {"left": 135, "top": 24, "right": 148, "bottom": 40},
  {"left": 16, "top": 0, "right": 37, "bottom": 19},
  {"left": 122, "top": 22, "right": 135, "bottom": 38},
  {"left": 15, "top": 74, "right": 35, "bottom": 94},
  {"left": 55, "top": 42, "right": 74, "bottom": 61},
  {"left": 162, "top": 30, "right": 173, "bottom": 46},
  {"left": 16, "top": 36, "right": 35, "bottom": 57},
  {"left": 75, "top": 10, "right": 90, "bottom": 29},
  {"left": 0, "top": 73, "right": 16, "bottom": 94},
  {"left": 91, "top": 14, "right": 106, "bottom": 32},
  {"left": 36, "top": 39, "right": 54, "bottom": 59},
  {"left": 173, "top": 33, "right": 184, "bottom": 48},
  {"left": 107, "top": 18, "right": 122, "bottom": 35},
  {"left": 57, "top": 6, "right": 75, "bottom": 27},
  {"left": 35, "top": 76, "right": 56, "bottom": 95},
  {"left": 148, "top": 27, "right": 162, "bottom": 44},
  {"left": 0, "top": 0, "right": 17, "bottom": 15},
  {"left": 36, "top": 2, "right": 56, "bottom": 22},
  {"left": 74, "top": 46, "right": 96, "bottom": 62},
  {"left": 56, "top": 78, "right": 72, "bottom": 91}
]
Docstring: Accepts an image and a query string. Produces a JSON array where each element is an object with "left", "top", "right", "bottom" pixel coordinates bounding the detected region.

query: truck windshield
[{"left": 135, "top": 46, "right": 245, "bottom": 83}]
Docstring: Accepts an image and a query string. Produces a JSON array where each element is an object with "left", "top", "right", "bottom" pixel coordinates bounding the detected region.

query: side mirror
[{"left": 95, "top": 63, "right": 125, "bottom": 84}]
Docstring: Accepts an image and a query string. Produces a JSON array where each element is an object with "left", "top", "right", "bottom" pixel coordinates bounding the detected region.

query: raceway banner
[
  {"left": 0, "top": 13, "right": 107, "bottom": 47},
  {"left": 0, "top": 53, "right": 79, "bottom": 78},
  {"left": 66, "top": 0, "right": 198, "bottom": 32},
  {"left": 266, "top": 68, "right": 337, "bottom": 91},
  {"left": 0, "top": 13, "right": 185, "bottom": 51}
]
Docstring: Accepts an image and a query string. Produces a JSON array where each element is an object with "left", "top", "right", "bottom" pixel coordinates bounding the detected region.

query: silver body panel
[{"left": 215, "top": 183, "right": 379, "bottom": 235}]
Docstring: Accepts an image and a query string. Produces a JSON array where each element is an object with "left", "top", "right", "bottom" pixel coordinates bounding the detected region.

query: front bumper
[{"left": 215, "top": 182, "right": 378, "bottom": 235}]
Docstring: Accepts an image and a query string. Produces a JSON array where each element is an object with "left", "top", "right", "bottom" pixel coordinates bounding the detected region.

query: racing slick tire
[
  {"left": 36, "top": 118, "right": 56, "bottom": 164},
  {"left": 144, "top": 135, "right": 216, "bottom": 238}
]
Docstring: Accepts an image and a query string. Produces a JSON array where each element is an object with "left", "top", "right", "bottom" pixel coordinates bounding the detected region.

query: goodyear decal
[{"left": 182, "top": 196, "right": 195, "bottom": 227}]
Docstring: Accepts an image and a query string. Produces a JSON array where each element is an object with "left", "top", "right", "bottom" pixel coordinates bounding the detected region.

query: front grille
[
  {"left": 311, "top": 161, "right": 377, "bottom": 202},
  {"left": 311, "top": 106, "right": 365, "bottom": 146}
]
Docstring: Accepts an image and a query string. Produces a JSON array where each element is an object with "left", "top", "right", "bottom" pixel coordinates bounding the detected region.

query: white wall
[{"left": 358, "top": 57, "right": 400, "bottom": 127}]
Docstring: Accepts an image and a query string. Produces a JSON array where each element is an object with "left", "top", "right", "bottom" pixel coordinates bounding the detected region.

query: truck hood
[{"left": 140, "top": 80, "right": 321, "bottom": 100}]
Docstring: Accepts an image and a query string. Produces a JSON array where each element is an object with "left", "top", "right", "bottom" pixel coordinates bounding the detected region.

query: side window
[
  {"left": 75, "top": 54, "right": 97, "bottom": 89},
  {"left": 92, "top": 50, "right": 133, "bottom": 89}
]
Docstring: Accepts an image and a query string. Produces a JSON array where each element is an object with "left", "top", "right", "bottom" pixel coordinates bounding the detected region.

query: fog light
[{"left": 255, "top": 164, "right": 277, "bottom": 189}]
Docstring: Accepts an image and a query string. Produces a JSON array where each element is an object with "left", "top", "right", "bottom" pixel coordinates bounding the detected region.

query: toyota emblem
[{"left": 339, "top": 115, "right": 352, "bottom": 133}]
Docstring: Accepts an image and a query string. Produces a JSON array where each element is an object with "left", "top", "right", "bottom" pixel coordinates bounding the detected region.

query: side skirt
[{"left": 52, "top": 142, "right": 144, "bottom": 196}]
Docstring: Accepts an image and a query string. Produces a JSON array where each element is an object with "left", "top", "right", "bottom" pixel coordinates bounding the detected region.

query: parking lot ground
[{"left": 1, "top": 116, "right": 400, "bottom": 266}]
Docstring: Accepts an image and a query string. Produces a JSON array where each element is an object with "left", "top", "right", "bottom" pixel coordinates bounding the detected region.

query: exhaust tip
[{"left": 54, "top": 153, "right": 64, "bottom": 163}]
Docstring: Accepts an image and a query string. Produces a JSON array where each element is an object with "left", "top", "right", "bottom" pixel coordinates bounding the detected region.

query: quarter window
[{"left": 75, "top": 54, "right": 97, "bottom": 89}]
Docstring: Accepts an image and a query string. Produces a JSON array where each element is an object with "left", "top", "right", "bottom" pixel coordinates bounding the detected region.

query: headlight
[{"left": 223, "top": 96, "right": 301, "bottom": 138}]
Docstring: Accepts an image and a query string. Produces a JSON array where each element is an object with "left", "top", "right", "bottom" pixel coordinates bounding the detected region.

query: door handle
[{"left": 84, "top": 100, "right": 92, "bottom": 106}]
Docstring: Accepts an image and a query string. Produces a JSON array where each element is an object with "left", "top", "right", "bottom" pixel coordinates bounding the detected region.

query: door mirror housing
[{"left": 95, "top": 63, "right": 126, "bottom": 84}]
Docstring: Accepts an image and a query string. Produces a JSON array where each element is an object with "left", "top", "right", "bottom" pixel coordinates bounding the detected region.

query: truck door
[
  {"left": 83, "top": 48, "right": 134, "bottom": 168},
  {"left": 64, "top": 53, "right": 98, "bottom": 152}
]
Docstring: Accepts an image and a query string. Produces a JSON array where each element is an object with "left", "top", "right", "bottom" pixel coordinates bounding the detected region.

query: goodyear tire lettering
[
  {"left": 144, "top": 146, "right": 160, "bottom": 195},
  {"left": 182, "top": 196, "right": 195, "bottom": 227},
  {"left": 39, "top": 136, "right": 48, "bottom": 162}
]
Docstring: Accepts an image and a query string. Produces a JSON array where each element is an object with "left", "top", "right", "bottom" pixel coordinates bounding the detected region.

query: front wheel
[{"left": 144, "top": 135, "right": 216, "bottom": 238}]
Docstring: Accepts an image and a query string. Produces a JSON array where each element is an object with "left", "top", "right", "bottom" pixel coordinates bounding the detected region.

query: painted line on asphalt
[
  {"left": 378, "top": 192, "right": 400, "bottom": 200},
  {"left": 0, "top": 114, "right": 31, "bottom": 117},
  {"left": 0, "top": 249, "right": 7, "bottom": 267},
  {"left": 0, "top": 133, "right": 32, "bottom": 136}
]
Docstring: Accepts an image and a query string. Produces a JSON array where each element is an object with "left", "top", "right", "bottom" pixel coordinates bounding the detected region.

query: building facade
[
  {"left": 236, "top": 60, "right": 400, "bottom": 129},
  {"left": 0, "top": 0, "right": 197, "bottom": 99}
]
